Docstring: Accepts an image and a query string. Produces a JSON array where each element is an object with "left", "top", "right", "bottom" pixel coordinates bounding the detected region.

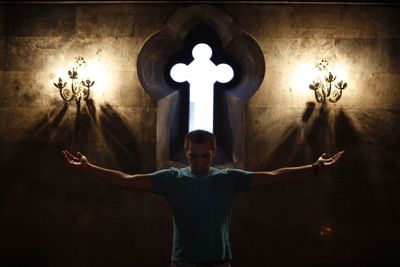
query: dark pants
[{"left": 171, "top": 260, "right": 231, "bottom": 267}]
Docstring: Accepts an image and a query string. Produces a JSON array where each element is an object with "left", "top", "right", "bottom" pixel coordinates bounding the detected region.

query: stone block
[{"left": 3, "top": 4, "right": 75, "bottom": 37}]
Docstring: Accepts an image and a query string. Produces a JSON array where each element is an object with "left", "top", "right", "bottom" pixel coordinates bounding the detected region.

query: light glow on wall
[
  {"left": 52, "top": 56, "right": 109, "bottom": 105},
  {"left": 85, "top": 61, "right": 109, "bottom": 102},
  {"left": 290, "top": 63, "right": 316, "bottom": 99},
  {"left": 308, "top": 59, "right": 348, "bottom": 103},
  {"left": 290, "top": 60, "right": 349, "bottom": 103}
]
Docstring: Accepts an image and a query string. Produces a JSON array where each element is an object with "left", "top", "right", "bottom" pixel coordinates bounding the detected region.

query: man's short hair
[{"left": 184, "top": 130, "right": 217, "bottom": 152}]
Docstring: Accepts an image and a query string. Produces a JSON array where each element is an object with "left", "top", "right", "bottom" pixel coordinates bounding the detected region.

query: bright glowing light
[
  {"left": 52, "top": 56, "right": 109, "bottom": 104},
  {"left": 85, "top": 61, "right": 109, "bottom": 101},
  {"left": 170, "top": 63, "right": 188, "bottom": 82},
  {"left": 170, "top": 43, "right": 234, "bottom": 133},
  {"left": 290, "top": 63, "right": 316, "bottom": 98},
  {"left": 55, "top": 68, "right": 66, "bottom": 81},
  {"left": 334, "top": 66, "right": 348, "bottom": 82},
  {"left": 309, "top": 59, "right": 349, "bottom": 103}
]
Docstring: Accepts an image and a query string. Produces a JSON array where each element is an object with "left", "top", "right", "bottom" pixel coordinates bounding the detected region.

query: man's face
[{"left": 185, "top": 142, "right": 215, "bottom": 177}]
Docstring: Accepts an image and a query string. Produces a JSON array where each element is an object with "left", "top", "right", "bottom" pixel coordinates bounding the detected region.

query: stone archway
[{"left": 137, "top": 5, "right": 265, "bottom": 168}]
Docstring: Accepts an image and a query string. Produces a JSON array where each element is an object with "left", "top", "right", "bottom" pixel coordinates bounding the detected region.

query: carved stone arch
[{"left": 137, "top": 5, "right": 265, "bottom": 168}]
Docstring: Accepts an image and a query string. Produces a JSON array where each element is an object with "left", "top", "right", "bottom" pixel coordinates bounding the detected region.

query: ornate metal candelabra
[
  {"left": 54, "top": 57, "right": 95, "bottom": 104},
  {"left": 309, "top": 59, "right": 348, "bottom": 103}
]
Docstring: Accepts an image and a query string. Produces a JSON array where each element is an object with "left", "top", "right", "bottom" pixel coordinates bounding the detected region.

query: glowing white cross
[{"left": 170, "top": 43, "right": 234, "bottom": 133}]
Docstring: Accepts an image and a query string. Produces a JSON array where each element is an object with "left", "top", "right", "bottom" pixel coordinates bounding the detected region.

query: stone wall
[
  {"left": 0, "top": 2, "right": 399, "bottom": 266},
  {"left": 227, "top": 4, "right": 400, "bottom": 266}
]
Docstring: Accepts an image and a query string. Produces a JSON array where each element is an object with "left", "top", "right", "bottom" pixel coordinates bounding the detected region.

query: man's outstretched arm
[
  {"left": 250, "top": 151, "right": 345, "bottom": 189},
  {"left": 62, "top": 150, "right": 153, "bottom": 191}
]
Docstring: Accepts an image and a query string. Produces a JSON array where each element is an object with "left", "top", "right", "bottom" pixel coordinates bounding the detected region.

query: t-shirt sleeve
[
  {"left": 149, "top": 168, "right": 172, "bottom": 196},
  {"left": 228, "top": 169, "right": 253, "bottom": 193}
]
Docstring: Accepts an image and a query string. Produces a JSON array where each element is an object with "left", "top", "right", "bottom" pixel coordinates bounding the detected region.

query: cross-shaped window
[{"left": 170, "top": 43, "right": 234, "bottom": 133}]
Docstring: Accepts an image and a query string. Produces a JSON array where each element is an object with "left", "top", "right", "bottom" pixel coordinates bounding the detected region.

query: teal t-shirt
[{"left": 149, "top": 167, "right": 253, "bottom": 262}]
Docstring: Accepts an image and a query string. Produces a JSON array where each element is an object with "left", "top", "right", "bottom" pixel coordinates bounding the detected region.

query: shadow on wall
[
  {"left": 62, "top": 100, "right": 142, "bottom": 172},
  {"left": 264, "top": 101, "right": 367, "bottom": 207},
  {"left": 246, "top": 101, "right": 399, "bottom": 265},
  {"left": 98, "top": 103, "right": 142, "bottom": 173},
  {"left": 0, "top": 99, "right": 148, "bottom": 266},
  {"left": 0, "top": 102, "right": 72, "bottom": 266},
  {"left": 265, "top": 102, "right": 362, "bottom": 166},
  {"left": 8, "top": 99, "right": 142, "bottom": 169}
]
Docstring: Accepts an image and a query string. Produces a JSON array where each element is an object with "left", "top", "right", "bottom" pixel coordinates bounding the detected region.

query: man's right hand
[
  {"left": 62, "top": 150, "right": 153, "bottom": 191},
  {"left": 63, "top": 150, "right": 88, "bottom": 169}
]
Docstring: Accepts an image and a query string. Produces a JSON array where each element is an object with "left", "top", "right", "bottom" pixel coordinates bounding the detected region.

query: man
[{"left": 63, "top": 130, "right": 344, "bottom": 267}]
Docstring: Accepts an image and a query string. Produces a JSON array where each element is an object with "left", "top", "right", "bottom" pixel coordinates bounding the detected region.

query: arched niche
[{"left": 137, "top": 5, "right": 265, "bottom": 168}]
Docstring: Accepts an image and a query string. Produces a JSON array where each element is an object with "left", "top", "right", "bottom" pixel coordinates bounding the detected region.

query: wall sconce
[
  {"left": 54, "top": 57, "right": 95, "bottom": 104},
  {"left": 309, "top": 59, "right": 348, "bottom": 103}
]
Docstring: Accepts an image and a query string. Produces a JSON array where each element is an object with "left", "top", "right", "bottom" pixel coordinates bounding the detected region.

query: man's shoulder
[
  {"left": 151, "top": 167, "right": 182, "bottom": 177},
  {"left": 217, "top": 167, "right": 248, "bottom": 173},
  {"left": 216, "top": 168, "right": 254, "bottom": 177}
]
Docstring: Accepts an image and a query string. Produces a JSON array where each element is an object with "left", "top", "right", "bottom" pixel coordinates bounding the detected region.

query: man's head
[{"left": 184, "top": 130, "right": 216, "bottom": 176}]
